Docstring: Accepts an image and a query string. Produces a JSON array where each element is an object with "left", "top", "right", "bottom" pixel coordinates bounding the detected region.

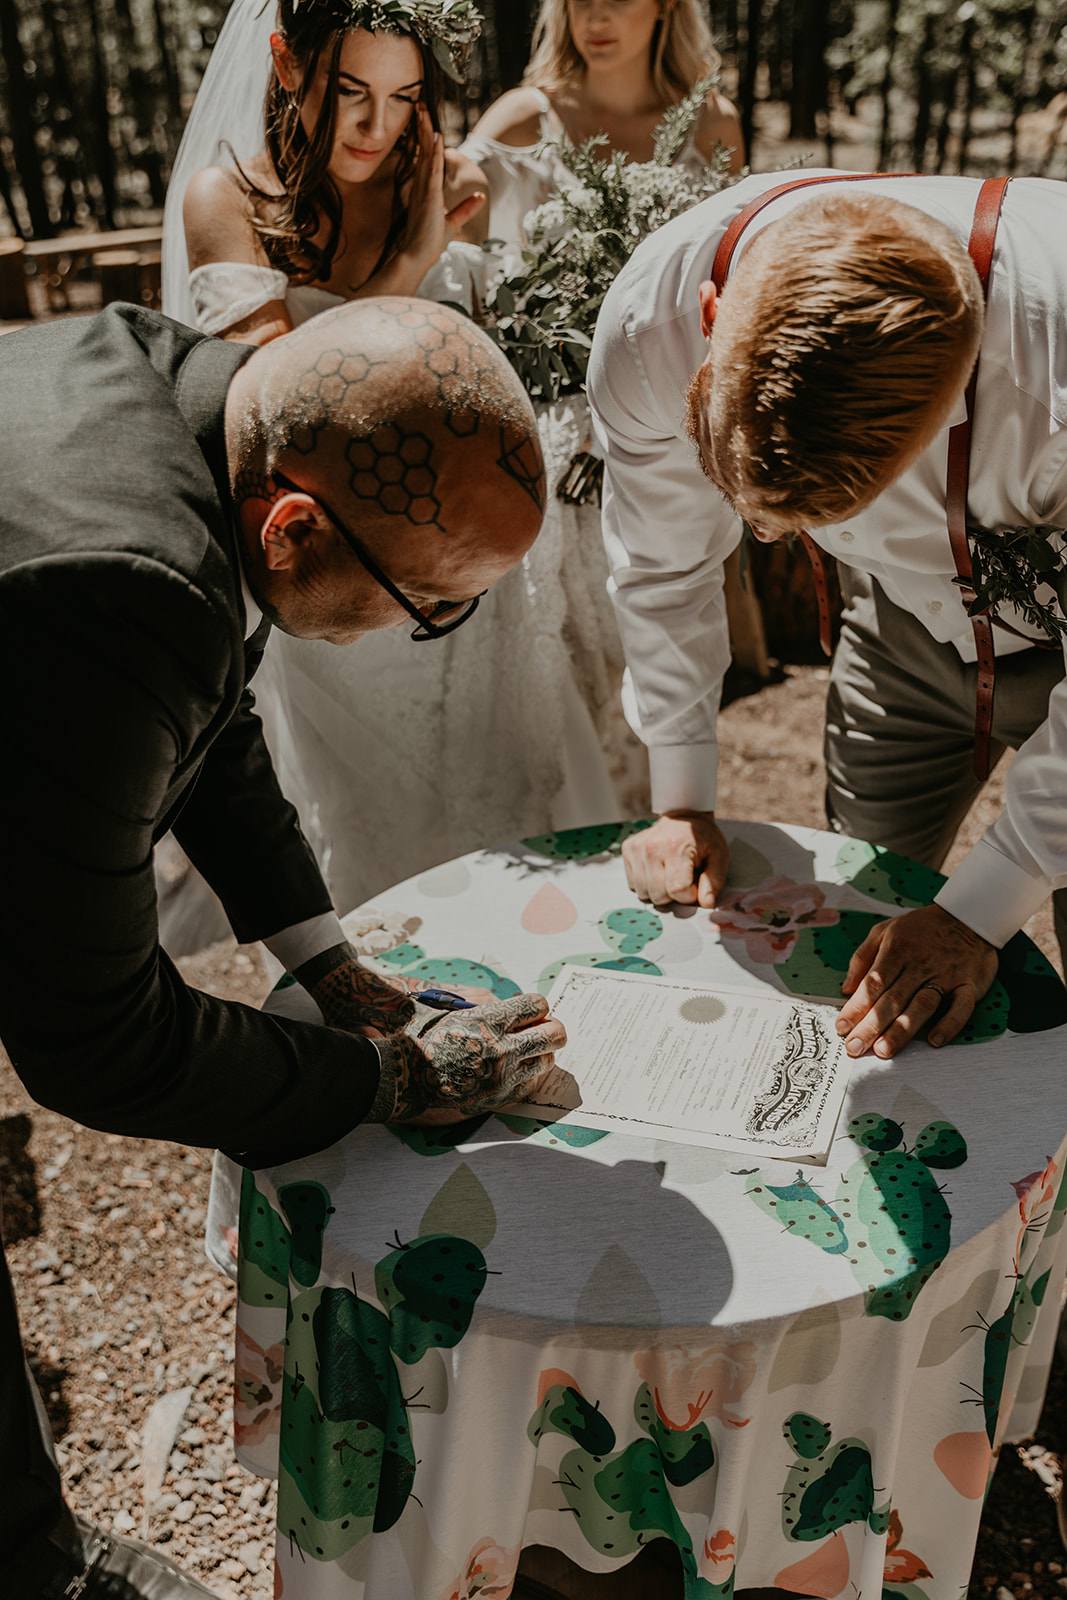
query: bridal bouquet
[{"left": 474, "top": 72, "right": 742, "bottom": 403}]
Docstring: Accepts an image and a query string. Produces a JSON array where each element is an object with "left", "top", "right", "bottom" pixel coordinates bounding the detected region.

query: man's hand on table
[
  {"left": 836, "top": 904, "right": 999, "bottom": 1059},
  {"left": 622, "top": 810, "right": 730, "bottom": 907},
  {"left": 369, "top": 993, "right": 567, "bottom": 1125}
]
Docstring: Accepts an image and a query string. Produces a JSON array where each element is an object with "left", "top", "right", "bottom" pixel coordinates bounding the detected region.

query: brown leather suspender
[
  {"left": 945, "top": 176, "right": 1011, "bottom": 778},
  {"left": 710, "top": 173, "right": 1011, "bottom": 780}
]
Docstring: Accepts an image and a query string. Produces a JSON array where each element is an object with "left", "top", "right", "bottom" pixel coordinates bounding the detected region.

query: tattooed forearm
[{"left": 294, "top": 943, "right": 416, "bottom": 1035}]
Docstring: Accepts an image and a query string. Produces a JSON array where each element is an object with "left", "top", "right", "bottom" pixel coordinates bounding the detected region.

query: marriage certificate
[{"left": 524, "top": 965, "right": 852, "bottom": 1163}]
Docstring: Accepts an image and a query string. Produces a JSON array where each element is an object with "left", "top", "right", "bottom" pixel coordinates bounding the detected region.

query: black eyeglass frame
[{"left": 271, "top": 471, "right": 485, "bottom": 641}]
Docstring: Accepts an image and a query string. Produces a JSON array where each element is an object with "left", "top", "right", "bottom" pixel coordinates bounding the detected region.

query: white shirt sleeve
[
  {"left": 262, "top": 910, "right": 347, "bottom": 973},
  {"left": 588, "top": 299, "right": 742, "bottom": 814},
  {"left": 936, "top": 657, "right": 1067, "bottom": 944}
]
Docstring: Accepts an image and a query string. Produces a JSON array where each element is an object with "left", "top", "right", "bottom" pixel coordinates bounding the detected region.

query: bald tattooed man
[{"left": 0, "top": 297, "right": 564, "bottom": 1598}]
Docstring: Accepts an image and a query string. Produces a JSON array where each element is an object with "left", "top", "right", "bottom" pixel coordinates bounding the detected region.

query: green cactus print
[
  {"left": 387, "top": 1115, "right": 495, "bottom": 1157},
  {"left": 834, "top": 841, "right": 947, "bottom": 907},
  {"left": 997, "top": 933, "right": 1067, "bottom": 1032},
  {"left": 278, "top": 1182, "right": 333, "bottom": 1288},
  {"left": 838, "top": 1113, "right": 965, "bottom": 1320},
  {"left": 278, "top": 1284, "right": 413, "bottom": 1558},
  {"left": 781, "top": 1410, "right": 889, "bottom": 1541},
  {"left": 527, "top": 1379, "right": 726, "bottom": 1599},
  {"left": 537, "top": 951, "right": 664, "bottom": 991},
  {"left": 255, "top": 1167, "right": 493, "bottom": 1564},
  {"left": 978, "top": 1265, "right": 1052, "bottom": 1445},
  {"left": 744, "top": 1114, "right": 967, "bottom": 1319},
  {"left": 599, "top": 907, "right": 664, "bottom": 954},
  {"left": 744, "top": 1171, "right": 849, "bottom": 1255},
  {"left": 535, "top": 903, "right": 667, "bottom": 994},
  {"left": 785, "top": 1412, "right": 833, "bottom": 1458},
  {"left": 238, "top": 1170, "right": 292, "bottom": 1307},
  {"left": 375, "top": 941, "right": 425, "bottom": 968},
  {"left": 522, "top": 820, "right": 653, "bottom": 859},
  {"left": 633, "top": 1383, "right": 715, "bottom": 1486},
  {"left": 495, "top": 1114, "right": 610, "bottom": 1146},
  {"left": 530, "top": 1381, "right": 617, "bottom": 1455},
  {"left": 374, "top": 1233, "right": 489, "bottom": 1364}
]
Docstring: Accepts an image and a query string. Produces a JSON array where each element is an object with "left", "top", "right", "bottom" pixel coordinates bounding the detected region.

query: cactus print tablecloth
[{"left": 228, "top": 820, "right": 1067, "bottom": 1600}]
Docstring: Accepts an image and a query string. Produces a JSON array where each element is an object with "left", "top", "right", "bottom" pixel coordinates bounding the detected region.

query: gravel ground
[{"left": 2, "top": 663, "right": 1064, "bottom": 1599}]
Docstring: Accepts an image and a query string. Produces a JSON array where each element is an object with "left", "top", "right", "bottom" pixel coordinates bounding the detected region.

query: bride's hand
[{"left": 398, "top": 104, "right": 485, "bottom": 276}]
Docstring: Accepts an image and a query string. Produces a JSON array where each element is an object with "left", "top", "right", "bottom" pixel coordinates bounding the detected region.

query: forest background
[{"left": 4, "top": 0, "right": 1067, "bottom": 242}]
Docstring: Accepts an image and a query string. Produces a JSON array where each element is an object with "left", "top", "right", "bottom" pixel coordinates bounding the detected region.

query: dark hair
[{"left": 243, "top": 0, "right": 445, "bottom": 287}]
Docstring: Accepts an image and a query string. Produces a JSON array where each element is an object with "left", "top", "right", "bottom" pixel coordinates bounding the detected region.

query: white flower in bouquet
[{"left": 474, "top": 70, "right": 745, "bottom": 402}]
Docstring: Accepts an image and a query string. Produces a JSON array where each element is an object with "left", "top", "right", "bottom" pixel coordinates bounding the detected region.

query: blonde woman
[{"left": 462, "top": 0, "right": 744, "bottom": 257}]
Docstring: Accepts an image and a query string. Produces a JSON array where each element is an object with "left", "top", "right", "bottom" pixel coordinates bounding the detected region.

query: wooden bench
[
  {"left": 0, "top": 238, "right": 31, "bottom": 320},
  {"left": 21, "top": 226, "right": 163, "bottom": 312}
]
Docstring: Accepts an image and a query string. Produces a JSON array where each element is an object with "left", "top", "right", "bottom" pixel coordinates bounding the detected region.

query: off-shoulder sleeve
[{"left": 189, "top": 262, "right": 289, "bottom": 336}]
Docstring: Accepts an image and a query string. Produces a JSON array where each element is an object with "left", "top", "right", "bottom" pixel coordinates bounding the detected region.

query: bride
[{"left": 163, "top": 0, "right": 646, "bottom": 917}]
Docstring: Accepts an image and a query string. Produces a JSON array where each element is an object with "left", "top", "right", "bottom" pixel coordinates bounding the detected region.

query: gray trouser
[{"left": 824, "top": 566, "right": 1067, "bottom": 968}]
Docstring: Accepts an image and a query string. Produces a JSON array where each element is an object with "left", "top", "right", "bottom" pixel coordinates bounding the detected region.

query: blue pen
[{"left": 417, "top": 987, "right": 477, "bottom": 1011}]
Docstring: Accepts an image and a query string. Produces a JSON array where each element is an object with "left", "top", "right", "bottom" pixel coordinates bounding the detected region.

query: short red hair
[{"left": 701, "top": 192, "right": 984, "bottom": 529}]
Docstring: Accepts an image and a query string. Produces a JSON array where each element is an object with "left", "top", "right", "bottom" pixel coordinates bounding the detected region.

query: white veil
[{"left": 161, "top": 0, "right": 278, "bottom": 327}]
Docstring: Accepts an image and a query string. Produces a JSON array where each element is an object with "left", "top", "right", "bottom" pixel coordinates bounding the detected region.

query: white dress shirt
[{"left": 588, "top": 170, "right": 1067, "bottom": 947}]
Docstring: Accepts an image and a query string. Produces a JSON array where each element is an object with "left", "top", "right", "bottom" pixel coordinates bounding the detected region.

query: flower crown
[{"left": 290, "top": 0, "right": 482, "bottom": 80}]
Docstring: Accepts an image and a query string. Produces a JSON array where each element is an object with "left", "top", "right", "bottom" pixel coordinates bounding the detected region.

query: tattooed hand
[
  {"left": 368, "top": 993, "right": 567, "bottom": 1125},
  {"left": 294, "top": 943, "right": 417, "bottom": 1038}
]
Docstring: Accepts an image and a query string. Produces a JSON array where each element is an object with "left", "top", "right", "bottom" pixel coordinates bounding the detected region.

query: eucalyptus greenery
[
  {"left": 472, "top": 71, "right": 742, "bottom": 402},
  {"left": 964, "top": 523, "right": 1067, "bottom": 641}
]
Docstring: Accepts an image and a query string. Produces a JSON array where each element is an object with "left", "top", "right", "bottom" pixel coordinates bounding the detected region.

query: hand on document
[{"left": 370, "top": 992, "right": 568, "bottom": 1125}]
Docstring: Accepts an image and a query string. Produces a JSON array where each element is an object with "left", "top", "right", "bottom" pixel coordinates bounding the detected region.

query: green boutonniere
[{"left": 963, "top": 524, "right": 1067, "bottom": 643}]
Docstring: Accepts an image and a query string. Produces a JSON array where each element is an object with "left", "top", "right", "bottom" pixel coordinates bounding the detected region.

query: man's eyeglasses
[{"left": 271, "top": 471, "right": 485, "bottom": 641}]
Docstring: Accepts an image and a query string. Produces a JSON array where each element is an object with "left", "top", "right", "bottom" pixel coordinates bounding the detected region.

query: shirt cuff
[
  {"left": 263, "top": 911, "right": 347, "bottom": 973},
  {"left": 934, "top": 836, "right": 1052, "bottom": 948},
  {"left": 649, "top": 743, "right": 719, "bottom": 814}
]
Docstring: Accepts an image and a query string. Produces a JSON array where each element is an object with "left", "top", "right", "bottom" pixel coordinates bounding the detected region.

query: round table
[{"left": 225, "top": 820, "right": 1067, "bottom": 1600}]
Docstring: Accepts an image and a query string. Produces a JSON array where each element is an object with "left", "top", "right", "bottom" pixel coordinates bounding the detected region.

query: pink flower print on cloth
[
  {"left": 634, "top": 1341, "right": 756, "bottom": 1431},
  {"left": 437, "top": 1538, "right": 519, "bottom": 1600},
  {"left": 709, "top": 875, "right": 839, "bottom": 963},
  {"left": 701, "top": 1528, "right": 736, "bottom": 1585},
  {"left": 1011, "top": 1154, "right": 1060, "bottom": 1274},
  {"left": 233, "top": 1324, "right": 284, "bottom": 1450}
]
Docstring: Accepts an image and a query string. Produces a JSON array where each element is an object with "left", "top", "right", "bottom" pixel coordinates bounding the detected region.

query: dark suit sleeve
[
  {"left": 171, "top": 678, "right": 335, "bottom": 945},
  {"left": 0, "top": 559, "right": 378, "bottom": 1168}
]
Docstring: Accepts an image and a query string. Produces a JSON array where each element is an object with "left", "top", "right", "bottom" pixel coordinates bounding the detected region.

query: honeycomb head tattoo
[{"left": 234, "top": 298, "right": 547, "bottom": 545}]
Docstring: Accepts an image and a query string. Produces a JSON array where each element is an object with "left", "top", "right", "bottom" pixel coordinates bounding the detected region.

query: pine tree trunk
[
  {"left": 790, "top": 0, "right": 830, "bottom": 142},
  {"left": 740, "top": 0, "right": 762, "bottom": 157},
  {"left": 912, "top": 13, "right": 936, "bottom": 173},
  {"left": 43, "top": 1, "right": 90, "bottom": 229},
  {"left": 494, "top": 0, "right": 534, "bottom": 92},
  {"left": 957, "top": 16, "right": 977, "bottom": 173},
  {"left": 112, "top": 0, "right": 167, "bottom": 208},
  {"left": 85, "top": 0, "right": 118, "bottom": 226},
  {"left": 0, "top": 0, "right": 54, "bottom": 237},
  {"left": 877, "top": 0, "right": 901, "bottom": 170},
  {"left": 151, "top": 0, "right": 184, "bottom": 137}
]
